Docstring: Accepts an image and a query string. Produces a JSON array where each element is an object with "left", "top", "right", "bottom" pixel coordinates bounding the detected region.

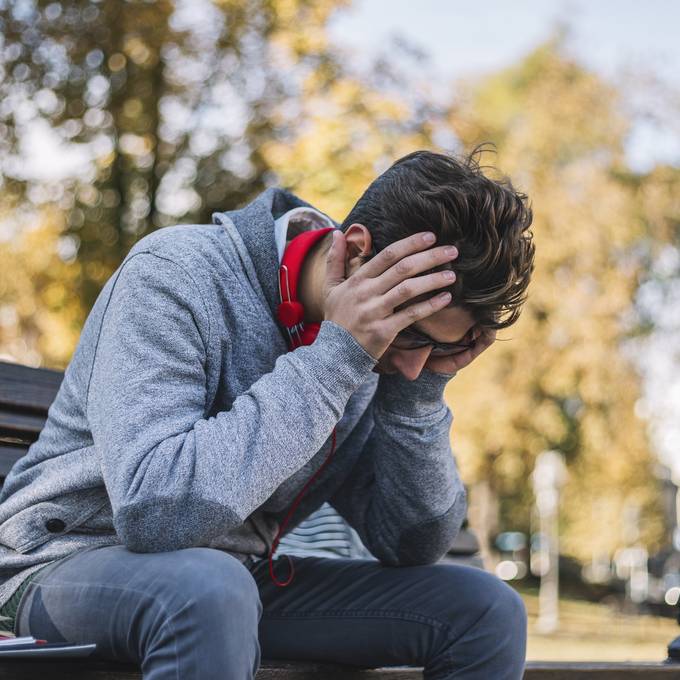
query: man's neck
[{"left": 296, "top": 235, "right": 329, "bottom": 325}]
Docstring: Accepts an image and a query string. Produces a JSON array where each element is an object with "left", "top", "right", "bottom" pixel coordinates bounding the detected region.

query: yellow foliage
[
  {"left": 261, "top": 73, "right": 433, "bottom": 220},
  {"left": 449, "top": 41, "right": 665, "bottom": 559},
  {"left": 0, "top": 209, "right": 85, "bottom": 368}
]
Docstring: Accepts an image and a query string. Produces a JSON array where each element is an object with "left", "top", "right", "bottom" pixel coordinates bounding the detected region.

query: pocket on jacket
[{"left": 0, "top": 487, "right": 111, "bottom": 554}]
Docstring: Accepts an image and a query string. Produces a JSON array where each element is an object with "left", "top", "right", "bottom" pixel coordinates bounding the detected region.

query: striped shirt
[{"left": 275, "top": 503, "right": 374, "bottom": 560}]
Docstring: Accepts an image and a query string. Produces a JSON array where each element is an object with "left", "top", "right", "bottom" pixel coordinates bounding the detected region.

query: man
[{"left": 0, "top": 149, "right": 534, "bottom": 678}]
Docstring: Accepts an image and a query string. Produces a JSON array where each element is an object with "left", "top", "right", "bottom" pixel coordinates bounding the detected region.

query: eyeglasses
[{"left": 391, "top": 326, "right": 477, "bottom": 357}]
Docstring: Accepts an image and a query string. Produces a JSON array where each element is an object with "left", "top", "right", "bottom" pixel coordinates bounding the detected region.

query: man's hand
[
  {"left": 424, "top": 327, "right": 497, "bottom": 375},
  {"left": 324, "top": 230, "right": 459, "bottom": 360}
]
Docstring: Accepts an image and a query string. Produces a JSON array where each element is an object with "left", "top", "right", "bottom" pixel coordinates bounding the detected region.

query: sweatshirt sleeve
[
  {"left": 329, "top": 369, "right": 467, "bottom": 566},
  {"left": 86, "top": 252, "right": 376, "bottom": 552}
]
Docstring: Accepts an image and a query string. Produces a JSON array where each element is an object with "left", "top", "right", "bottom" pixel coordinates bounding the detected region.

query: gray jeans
[{"left": 16, "top": 545, "right": 526, "bottom": 679}]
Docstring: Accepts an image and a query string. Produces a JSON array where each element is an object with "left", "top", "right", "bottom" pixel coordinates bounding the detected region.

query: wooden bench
[
  {"left": 0, "top": 658, "right": 677, "bottom": 679},
  {"left": 2, "top": 359, "right": 680, "bottom": 678}
]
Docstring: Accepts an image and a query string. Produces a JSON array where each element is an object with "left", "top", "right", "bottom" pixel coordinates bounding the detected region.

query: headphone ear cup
[{"left": 277, "top": 300, "right": 304, "bottom": 327}]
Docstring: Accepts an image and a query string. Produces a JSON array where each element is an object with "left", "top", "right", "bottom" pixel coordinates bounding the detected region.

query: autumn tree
[
  {"left": 447, "top": 40, "right": 665, "bottom": 562},
  {"left": 0, "top": 0, "right": 349, "bottom": 312}
]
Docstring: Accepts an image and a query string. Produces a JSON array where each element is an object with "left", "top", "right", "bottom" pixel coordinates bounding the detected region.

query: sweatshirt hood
[{"left": 212, "top": 187, "right": 337, "bottom": 322}]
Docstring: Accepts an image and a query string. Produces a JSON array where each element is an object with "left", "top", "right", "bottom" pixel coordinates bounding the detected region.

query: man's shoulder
[
  {"left": 126, "top": 223, "right": 224, "bottom": 261},
  {"left": 123, "top": 223, "right": 242, "bottom": 282},
  {"left": 111, "top": 223, "right": 246, "bottom": 318}
]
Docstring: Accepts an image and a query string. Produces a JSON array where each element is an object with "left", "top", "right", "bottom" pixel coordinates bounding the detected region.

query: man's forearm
[{"left": 331, "top": 369, "right": 467, "bottom": 566}]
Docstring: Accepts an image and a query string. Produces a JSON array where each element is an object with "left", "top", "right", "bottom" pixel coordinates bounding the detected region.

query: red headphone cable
[
  {"left": 268, "top": 225, "right": 338, "bottom": 587},
  {"left": 268, "top": 426, "right": 337, "bottom": 587}
]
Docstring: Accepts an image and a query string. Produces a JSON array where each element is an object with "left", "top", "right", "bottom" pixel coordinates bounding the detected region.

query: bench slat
[
  {"left": 0, "top": 409, "right": 47, "bottom": 442},
  {"left": 0, "top": 660, "right": 420, "bottom": 679},
  {"left": 524, "top": 662, "right": 680, "bottom": 679},
  {"left": 0, "top": 443, "right": 27, "bottom": 477},
  {"left": 9, "top": 661, "right": 607, "bottom": 680},
  {"left": 0, "top": 660, "right": 678, "bottom": 679},
  {"left": 0, "top": 360, "right": 63, "bottom": 412}
]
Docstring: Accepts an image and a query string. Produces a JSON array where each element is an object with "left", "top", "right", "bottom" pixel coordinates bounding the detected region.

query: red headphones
[
  {"left": 276, "top": 226, "right": 335, "bottom": 350},
  {"left": 269, "top": 226, "right": 338, "bottom": 587}
]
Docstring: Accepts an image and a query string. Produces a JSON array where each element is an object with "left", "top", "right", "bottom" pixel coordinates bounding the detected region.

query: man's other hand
[{"left": 424, "top": 327, "right": 497, "bottom": 375}]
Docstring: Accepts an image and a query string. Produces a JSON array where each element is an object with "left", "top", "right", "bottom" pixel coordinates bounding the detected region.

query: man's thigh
[
  {"left": 16, "top": 544, "right": 261, "bottom": 665},
  {"left": 249, "top": 555, "right": 524, "bottom": 670}
]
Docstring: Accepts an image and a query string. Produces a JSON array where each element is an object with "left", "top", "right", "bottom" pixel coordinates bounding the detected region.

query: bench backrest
[{"left": 0, "top": 360, "right": 63, "bottom": 481}]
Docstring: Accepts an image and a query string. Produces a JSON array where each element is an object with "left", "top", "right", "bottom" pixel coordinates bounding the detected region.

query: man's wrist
[
  {"left": 375, "top": 368, "right": 455, "bottom": 417},
  {"left": 299, "top": 320, "right": 377, "bottom": 393}
]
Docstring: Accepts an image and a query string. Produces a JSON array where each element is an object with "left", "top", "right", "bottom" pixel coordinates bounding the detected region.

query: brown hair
[{"left": 340, "top": 147, "right": 535, "bottom": 329}]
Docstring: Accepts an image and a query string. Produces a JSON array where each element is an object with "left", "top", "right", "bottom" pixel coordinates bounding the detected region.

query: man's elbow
[
  {"left": 113, "top": 495, "right": 242, "bottom": 553},
  {"left": 393, "top": 493, "right": 468, "bottom": 567}
]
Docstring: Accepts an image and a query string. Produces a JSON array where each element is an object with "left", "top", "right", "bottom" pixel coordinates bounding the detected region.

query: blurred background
[{"left": 1, "top": 0, "right": 679, "bottom": 662}]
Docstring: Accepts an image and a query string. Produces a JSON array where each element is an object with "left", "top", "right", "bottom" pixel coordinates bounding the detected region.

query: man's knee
[
  {"left": 483, "top": 575, "right": 527, "bottom": 638},
  {"left": 436, "top": 565, "right": 527, "bottom": 647}
]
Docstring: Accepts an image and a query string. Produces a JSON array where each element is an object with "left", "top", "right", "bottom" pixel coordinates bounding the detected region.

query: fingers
[
  {"left": 354, "top": 231, "right": 442, "bottom": 282},
  {"left": 381, "top": 268, "right": 456, "bottom": 311},
  {"left": 373, "top": 244, "right": 458, "bottom": 296},
  {"left": 387, "top": 290, "right": 452, "bottom": 336},
  {"left": 325, "top": 230, "right": 347, "bottom": 289}
]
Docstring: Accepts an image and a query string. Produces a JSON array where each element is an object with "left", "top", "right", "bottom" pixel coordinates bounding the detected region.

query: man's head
[{"left": 328, "top": 148, "right": 535, "bottom": 378}]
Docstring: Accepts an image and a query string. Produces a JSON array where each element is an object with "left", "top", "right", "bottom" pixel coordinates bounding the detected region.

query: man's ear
[{"left": 343, "top": 223, "right": 374, "bottom": 277}]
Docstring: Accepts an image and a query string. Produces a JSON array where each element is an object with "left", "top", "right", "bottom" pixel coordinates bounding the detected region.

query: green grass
[{"left": 520, "top": 590, "right": 679, "bottom": 662}]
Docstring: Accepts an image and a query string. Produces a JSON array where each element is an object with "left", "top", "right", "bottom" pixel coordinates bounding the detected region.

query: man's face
[{"left": 372, "top": 305, "right": 477, "bottom": 381}]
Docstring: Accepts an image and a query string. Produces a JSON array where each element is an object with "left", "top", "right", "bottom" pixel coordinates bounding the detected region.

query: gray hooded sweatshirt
[{"left": 0, "top": 187, "right": 467, "bottom": 610}]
